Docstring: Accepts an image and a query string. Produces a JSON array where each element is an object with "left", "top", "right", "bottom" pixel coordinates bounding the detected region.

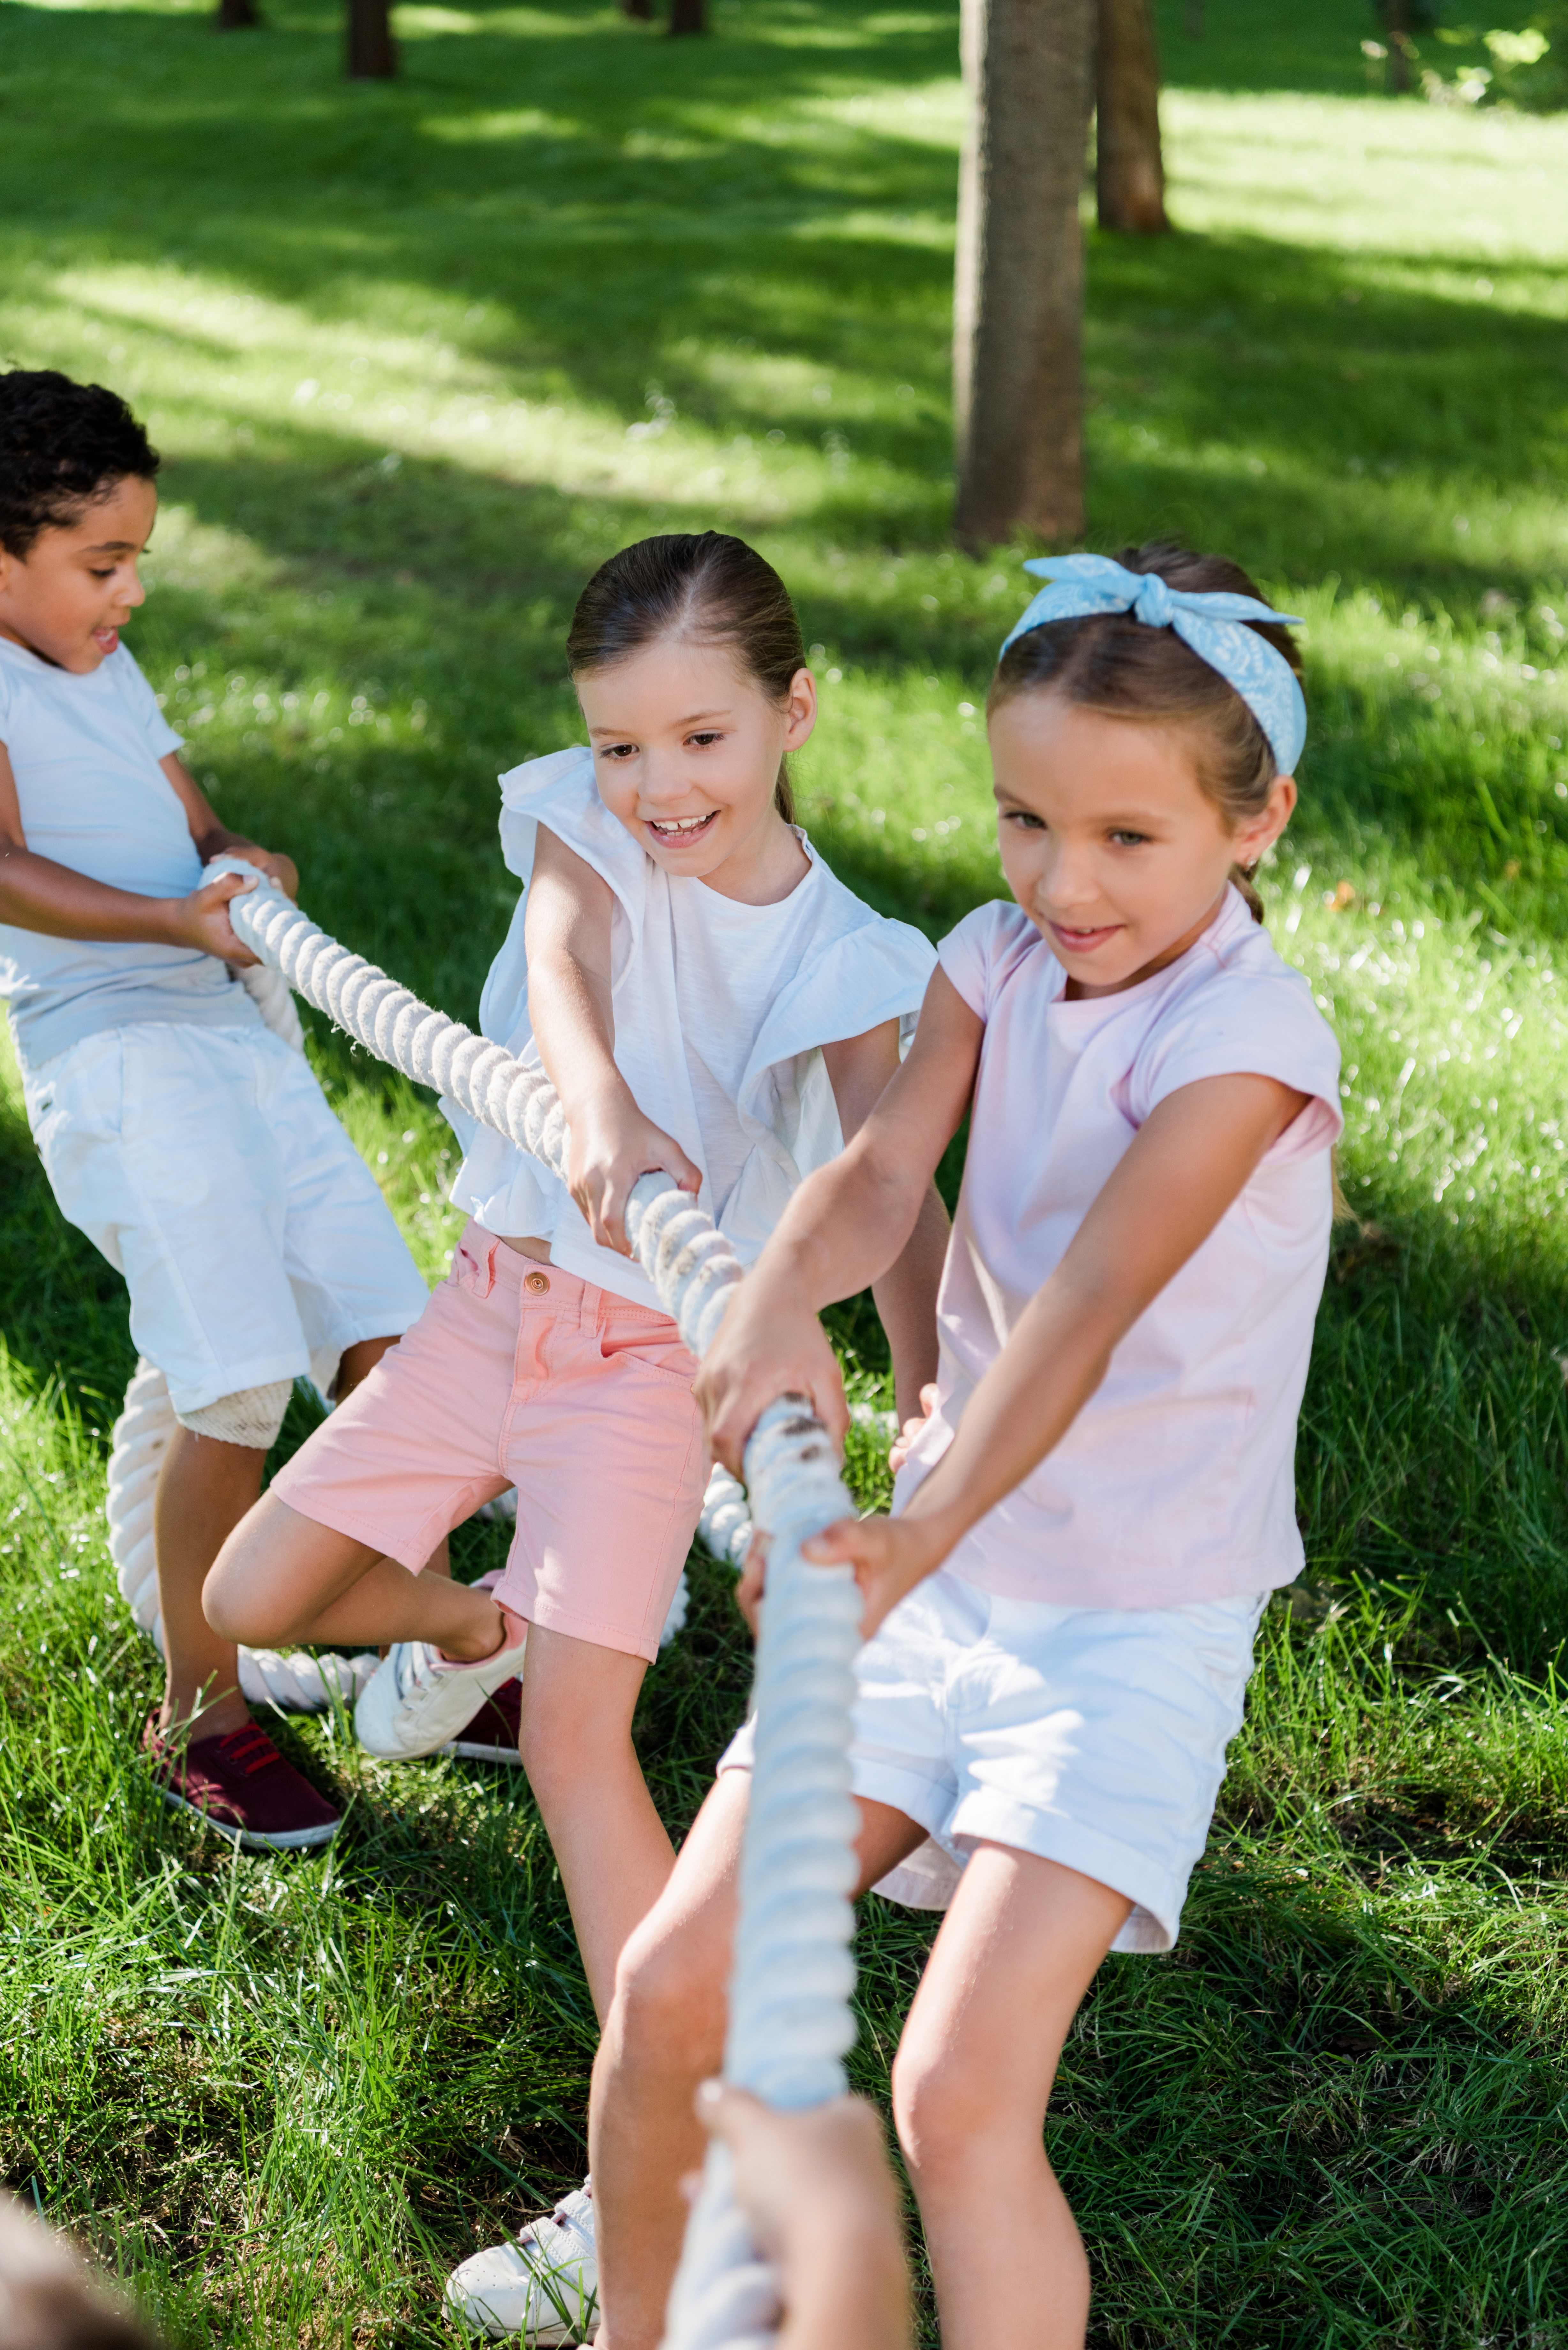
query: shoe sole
[
  {"left": 156, "top": 1786, "right": 339, "bottom": 1852},
  {"left": 446, "top": 2295, "right": 590, "bottom": 2346},
  {"left": 453, "top": 2322, "right": 584, "bottom": 2346},
  {"left": 442, "top": 1739, "right": 524, "bottom": 1764}
]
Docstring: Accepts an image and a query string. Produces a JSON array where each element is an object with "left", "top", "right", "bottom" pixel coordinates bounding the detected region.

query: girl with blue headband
[{"left": 587, "top": 543, "right": 1344, "bottom": 2350}]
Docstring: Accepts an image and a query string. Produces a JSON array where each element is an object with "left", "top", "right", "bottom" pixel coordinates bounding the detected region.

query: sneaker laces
[
  {"left": 215, "top": 1725, "right": 284, "bottom": 1777},
  {"left": 392, "top": 1641, "right": 438, "bottom": 1701}
]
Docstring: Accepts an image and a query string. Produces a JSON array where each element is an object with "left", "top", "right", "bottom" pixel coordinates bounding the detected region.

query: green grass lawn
[{"left": 2, "top": 0, "right": 1568, "bottom": 2340}]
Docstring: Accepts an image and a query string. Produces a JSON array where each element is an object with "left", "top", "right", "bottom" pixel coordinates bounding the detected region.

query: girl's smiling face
[
  {"left": 989, "top": 692, "right": 1297, "bottom": 998},
  {"left": 577, "top": 636, "right": 816, "bottom": 903}
]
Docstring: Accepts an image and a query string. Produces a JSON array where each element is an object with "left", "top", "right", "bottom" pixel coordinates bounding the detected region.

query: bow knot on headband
[{"left": 998, "top": 552, "right": 1307, "bottom": 776}]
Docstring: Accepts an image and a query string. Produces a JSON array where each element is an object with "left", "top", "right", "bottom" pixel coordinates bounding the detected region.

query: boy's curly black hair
[{"left": 0, "top": 369, "right": 159, "bottom": 558}]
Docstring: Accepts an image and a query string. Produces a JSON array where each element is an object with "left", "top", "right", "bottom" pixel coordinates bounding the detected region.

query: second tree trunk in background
[
  {"left": 1097, "top": 0, "right": 1168, "bottom": 233},
  {"left": 347, "top": 0, "right": 396, "bottom": 77}
]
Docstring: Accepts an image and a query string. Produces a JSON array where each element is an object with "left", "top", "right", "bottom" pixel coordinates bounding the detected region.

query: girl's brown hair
[
  {"left": 566, "top": 531, "right": 807, "bottom": 822},
  {"left": 987, "top": 541, "right": 1304, "bottom": 922}
]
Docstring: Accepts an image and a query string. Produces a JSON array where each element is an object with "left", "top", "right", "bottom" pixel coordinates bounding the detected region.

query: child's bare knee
[
  {"left": 516, "top": 1697, "right": 589, "bottom": 1793},
  {"left": 613, "top": 1914, "right": 727, "bottom": 2082},
  {"left": 892, "top": 2041, "right": 998, "bottom": 2178},
  {"left": 516, "top": 1656, "right": 644, "bottom": 1801},
  {"left": 202, "top": 1554, "right": 285, "bottom": 1648},
  {"left": 202, "top": 1518, "right": 303, "bottom": 1648}
]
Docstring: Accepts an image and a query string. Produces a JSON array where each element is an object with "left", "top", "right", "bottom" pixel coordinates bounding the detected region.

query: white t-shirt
[
  {"left": 0, "top": 636, "right": 260, "bottom": 1070},
  {"left": 667, "top": 871, "right": 830, "bottom": 1223},
  {"left": 896, "top": 887, "right": 1343, "bottom": 1609},
  {"left": 446, "top": 747, "right": 937, "bottom": 1311}
]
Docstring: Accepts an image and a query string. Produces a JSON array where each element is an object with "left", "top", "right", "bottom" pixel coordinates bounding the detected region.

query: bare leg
[
  {"left": 154, "top": 1332, "right": 431, "bottom": 1741},
  {"left": 891, "top": 1845, "right": 1130, "bottom": 2350},
  {"left": 154, "top": 1427, "right": 265, "bottom": 1739},
  {"left": 515, "top": 1625, "right": 673, "bottom": 2023},
  {"left": 204, "top": 1492, "right": 509, "bottom": 1660},
  {"left": 591, "top": 1781, "right": 926, "bottom": 2350}
]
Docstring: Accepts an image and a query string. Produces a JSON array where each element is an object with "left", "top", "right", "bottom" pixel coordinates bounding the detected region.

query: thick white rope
[
  {"left": 214, "top": 874, "right": 866, "bottom": 2346},
  {"left": 695, "top": 1403, "right": 896, "bottom": 1574}
]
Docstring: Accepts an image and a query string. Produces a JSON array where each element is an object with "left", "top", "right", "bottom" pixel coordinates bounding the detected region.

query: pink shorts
[{"left": 271, "top": 1221, "right": 706, "bottom": 1661}]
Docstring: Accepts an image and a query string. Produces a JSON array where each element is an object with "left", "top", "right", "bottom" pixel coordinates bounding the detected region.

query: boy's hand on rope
[
  {"left": 803, "top": 1511, "right": 946, "bottom": 1638},
  {"left": 227, "top": 843, "right": 298, "bottom": 900},
  {"left": 171, "top": 871, "right": 262, "bottom": 965},
  {"left": 696, "top": 1276, "right": 848, "bottom": 1475},
  {"left": 566, "top": 1084, "right": 703, "bottom": 1255}
]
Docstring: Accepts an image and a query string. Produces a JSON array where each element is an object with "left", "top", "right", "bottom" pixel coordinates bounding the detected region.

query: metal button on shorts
[{"left": 524, "top": 1270, "right": 551, "bottom": 1293}]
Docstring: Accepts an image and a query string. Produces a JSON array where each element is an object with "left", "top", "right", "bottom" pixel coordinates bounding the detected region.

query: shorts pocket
[
  {"left": 25, "top": 1033, "right": 125, "bottom": 1169},
  {"left": 451, "top": 1230, "right": 499, "bottom": 1299},
  {"left": 599, "top": 1323, "right": 695, "bottom": 1388}
]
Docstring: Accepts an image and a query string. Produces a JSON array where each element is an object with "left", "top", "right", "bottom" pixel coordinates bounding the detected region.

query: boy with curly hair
[{"left": 0, "top": 368, "right": 431, "bottom": 1848}]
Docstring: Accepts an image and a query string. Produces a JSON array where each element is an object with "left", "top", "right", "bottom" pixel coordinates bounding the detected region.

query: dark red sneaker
[
  {"left": 144, "top": 1715, "right": 342, "bottom": 1851},
  {"left": 441, "top": 1673, "right": 522, "bottom": 1765}
]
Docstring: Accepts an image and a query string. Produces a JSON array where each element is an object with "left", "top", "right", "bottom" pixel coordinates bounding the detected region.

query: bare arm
[
  {"left": 0, "top": 739, "right": 264, "bottom": 962},
  {"left": 822, "top": 1019, "right": 949, "bottom": 1424},
  {"left": 159, "top": 750, "right": 298, "bottom": 900},
  {"left": 524, "top": 822, "right": 701, "bottom": 1253},
  {"left": 698, "top": 967, "right": 982, "bottom": 1466},
  {"left": 813, "top": 1071, "right": 1313, "bottom": 1633}
]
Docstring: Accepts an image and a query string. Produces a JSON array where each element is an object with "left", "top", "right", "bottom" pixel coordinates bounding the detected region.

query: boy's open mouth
[
  {"left": 91, "top": 626, "right": 121, "bottom": 655},
  {"left": 645, "top": 811, "right": 719, "bottom": 845}
]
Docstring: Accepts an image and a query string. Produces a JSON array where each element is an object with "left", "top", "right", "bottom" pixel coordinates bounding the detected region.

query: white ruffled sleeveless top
[{"left": 443, "top": 746, "right": 937, "bottom": 1313}]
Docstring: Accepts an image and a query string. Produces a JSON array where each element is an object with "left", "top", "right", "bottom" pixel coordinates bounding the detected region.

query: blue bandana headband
[{"left": 998, "top": 553, "right": 1308, "bottom": 777}]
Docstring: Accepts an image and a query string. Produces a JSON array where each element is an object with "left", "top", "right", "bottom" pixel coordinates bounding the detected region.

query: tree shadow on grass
[
  {"left": 132, "top": 373, "right": 1567, "bottom": 961},
  {"left": 0, "top": 1076, "right": 137, "bottom": 1433},
  {"left": 1153, "top": 0, "right": 1398, "bottom": 100},
  {"left": 6, "top": 0, "right": 1564, "bottom": 540}
]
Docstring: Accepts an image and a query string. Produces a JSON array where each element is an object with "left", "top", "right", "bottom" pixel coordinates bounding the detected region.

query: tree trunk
[
  {"left": 1097, "top": 0, "right": 1167, "bottom": 232},
  {"left": 1381, "top": 0, "right": 1413, "bottom": 90},
  {"left": 215, "top": 0, "right": 263, "bottom": 27},
  {"left": 346, "top": 0, "right": 396, "bottom": 77},
  {"left": 953, "top": 0, "right": 1096, "bottom": 548},
  {"left": 620, "top": 0, "right": 654, "bottom": 18},
  {"left": 668, "top": 0, "right": 707, "bottom": 31}
]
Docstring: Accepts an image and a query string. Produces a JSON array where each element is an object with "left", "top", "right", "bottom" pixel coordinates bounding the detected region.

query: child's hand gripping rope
[{"left": 213, "top": 865, "right": 872, "bottom": 2350}]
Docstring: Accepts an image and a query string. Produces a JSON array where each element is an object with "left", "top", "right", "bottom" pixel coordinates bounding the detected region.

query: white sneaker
[
  {"left": 446, "top": 2183, "right": 597, "bottom": 2343},
  {"left": 354, "top": 1625, "right": 529, "bottom": 1762}
]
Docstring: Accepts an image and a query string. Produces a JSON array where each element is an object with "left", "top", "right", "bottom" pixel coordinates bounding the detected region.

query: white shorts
[
  {"left": 21, "top": 1022, "right": 430, "bottom": 1417},
  {"left": 721, "top": 1567, "right": 1264, "bottom": 1955}
]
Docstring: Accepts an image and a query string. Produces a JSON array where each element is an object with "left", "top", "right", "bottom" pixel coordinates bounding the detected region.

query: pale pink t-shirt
[{"left": 896, "top": 885, "right": 1343, "bottom": 1610}]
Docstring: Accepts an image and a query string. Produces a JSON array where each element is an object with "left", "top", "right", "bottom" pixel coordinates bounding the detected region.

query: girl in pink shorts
[{"left": 204, "top": 528, "right": 948, "bottom": 2034}]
